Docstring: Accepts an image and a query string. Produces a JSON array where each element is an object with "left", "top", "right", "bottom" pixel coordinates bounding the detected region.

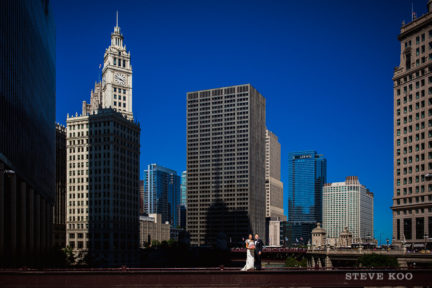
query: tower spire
[{"left": 116, "top": 10, "right": 118, "bottom": 27}]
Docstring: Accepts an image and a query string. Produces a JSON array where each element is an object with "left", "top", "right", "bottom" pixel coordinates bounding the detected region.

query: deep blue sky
[{"left": 53, "top": 0, "right": 425, "bottom": 244}]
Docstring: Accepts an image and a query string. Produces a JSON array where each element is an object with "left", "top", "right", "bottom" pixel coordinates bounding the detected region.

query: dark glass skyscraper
[
  {"left": 286, "top": 151, "right": 326, "bottom": 244},
  {"left": 143, "top": 164, "right": 181, "bottom": 226},
  {"left": 0, "top": 0, "right": 55, "bottom": 266}
]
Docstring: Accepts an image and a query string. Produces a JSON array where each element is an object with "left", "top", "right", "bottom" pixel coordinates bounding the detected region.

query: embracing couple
[{"left": 241, "top": 233, "right": 263, "bottom": 271}]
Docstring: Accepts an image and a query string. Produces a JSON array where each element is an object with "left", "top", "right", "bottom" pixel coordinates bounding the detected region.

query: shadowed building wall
[
  {"left": 54, "top": 124, "right": 67, "bottom": 248},
  {"left": 0, "top": 0, "right": 55, "bottom": 266}
]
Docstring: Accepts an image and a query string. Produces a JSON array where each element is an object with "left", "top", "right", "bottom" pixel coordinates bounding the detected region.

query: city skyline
[{"left": 52, "top": 0, "right": 421, "bottom": 244}]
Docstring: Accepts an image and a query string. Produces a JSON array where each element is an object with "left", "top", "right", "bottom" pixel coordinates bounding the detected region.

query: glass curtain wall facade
[
  {"left": 143, "top": 164, "right": 180, "bottom": 225},
  {"left": 0, "top": 0, "right": 55, "bottom": 266},
  {"left": 287, "top": 151, "right": 326, "bottom": 244}
]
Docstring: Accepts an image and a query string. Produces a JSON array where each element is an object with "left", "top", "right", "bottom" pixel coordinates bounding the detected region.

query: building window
[
  {"left": 429, "top": 216, "right": 432, "bottom": 237},
  {"left": 404, "top": 218, "right": 412, "bottom": 240},
  {"left": 416, "top": 217, "right": 424, "bottom": 240}
]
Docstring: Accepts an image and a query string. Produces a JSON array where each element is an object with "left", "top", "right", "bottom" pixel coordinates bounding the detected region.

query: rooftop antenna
[
  {"left": 116, "top": 10, "right": 118, "bottom": 27},
  {"left": 412, "top": 2, "right": 416, "bottom": 21}
]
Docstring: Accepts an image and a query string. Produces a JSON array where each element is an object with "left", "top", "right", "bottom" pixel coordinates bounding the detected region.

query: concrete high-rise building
[
  {"left": 143, "top": 164, "right": 180, "bottom": 226},
  {"left": 66, "top": 17, "right": 141, "bottom": 266},
  {"left": 265, "top": 129, "right": 285, "bottom": 220},
  {"left": 323, "top": 176, "right": 374, "bottom": 242},
  {"left": 392, "top": 0, "right": 432, "bottom": 246},
  {"left": 0, "top": 0, "right": 55, "bottom": 266},
  {"left": 54, "top": 124, "right": 67, "bottom": 248},
  {"left": 287, "top": 151, "right": 326, "bottom": 244},
  {"left": 186, "top": 84, "right": 266, "bottom": 245}
]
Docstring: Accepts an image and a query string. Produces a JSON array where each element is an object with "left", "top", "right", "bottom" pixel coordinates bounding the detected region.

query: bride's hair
[{"left": 248, "top": 234, "right": 253, "bottom": 240}]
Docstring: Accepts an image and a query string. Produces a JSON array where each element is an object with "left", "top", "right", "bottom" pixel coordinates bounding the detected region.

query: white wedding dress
[{"left": 241, "top": 240, "right": 255, "bottom": 271}]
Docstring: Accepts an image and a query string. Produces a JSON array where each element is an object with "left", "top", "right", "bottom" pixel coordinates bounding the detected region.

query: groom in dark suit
[{"left": 254, "top": 233, "right": 263, "bottom": 270}]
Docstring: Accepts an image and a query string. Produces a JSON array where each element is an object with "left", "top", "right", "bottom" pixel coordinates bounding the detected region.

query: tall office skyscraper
[
  {"left": 186, "top": 84, "right": 266, "bottom": 245},
  {"left": 66, "top": 17, "right": 140, "bottom": 266},
  {"left": 323, "top": 176, "right": 374, "bottom": 241},
  {"left": 265, "top": 129, "right": 285, "bottom": 220},
  {"left": 392, "top": 1, "right": 432, "bottom": 246},
  {"left": 0, "top": 0, "right": 55, "bottom": 266},
  {"left": 54, "top": 124, "right": 67, "bottom": 248},
  {"left": 143, "top": 164, "right": 180, "bottom": 225},
  {"left": 287, "top": 151, "right": 326, "bottom": 244}
]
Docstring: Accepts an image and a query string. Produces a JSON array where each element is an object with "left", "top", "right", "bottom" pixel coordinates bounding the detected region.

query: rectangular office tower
[
  {"left": 143, "top": 164, "right": 180, "bottom": 225},
  {"left": 0, "top": 0, "right": 55, "bottom": 266},
  {"left": 66, "top": 19, "right": 141, "bottom": 266},
  {"left": 265, "top": 129, "right": 285, "bottom": 220},
  {"left": 323, "top": 176, "right": 374, "bottom": 242},
  {"left": 392, "top": 1, "right": 432, "bottom": 246},
  {"left": 286, "top": 151, "right": 326, "bottom": 244},
  {"left": 186, "top": 84, "right": 266, "bottom": 246}
]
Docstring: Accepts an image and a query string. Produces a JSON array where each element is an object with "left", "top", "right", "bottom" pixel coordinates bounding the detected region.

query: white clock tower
[{"left": 101, "top": 12, "right": 133, "bottom": 119}]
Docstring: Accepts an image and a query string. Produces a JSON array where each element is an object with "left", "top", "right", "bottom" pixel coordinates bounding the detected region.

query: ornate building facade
[
  {"left": 66, "top": 16, "right": 140, "bottom": 266},
  {"left": 392, "top": 0, "right": 432, "bottom": 247}
]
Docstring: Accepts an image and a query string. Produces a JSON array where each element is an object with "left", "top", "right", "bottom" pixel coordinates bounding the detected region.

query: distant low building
[
  {"left": 268, "top": 220, "right": 281, "bottom": 246},
  {"left": 139, "top": 214, "right": 170, "bottom": 247},
  {"left": 170, "top": 226, "right": 185, "bottom": 242}
]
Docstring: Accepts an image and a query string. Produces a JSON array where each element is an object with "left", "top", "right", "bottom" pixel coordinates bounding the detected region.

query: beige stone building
[
  {"left": 265, "top": 129, "right": 285, "bottom": 220},
  {"left": 139, "top": 214, "right": 170, "bottom": 247},
  {"left": 392, "top": 0, "right": 432, "bottom": 247},
  {"left": 311, "top": 223, "right": 326, "bottom": 250},
  {"left": 66, "top": 17, "right": 140, "bottom": 266}
]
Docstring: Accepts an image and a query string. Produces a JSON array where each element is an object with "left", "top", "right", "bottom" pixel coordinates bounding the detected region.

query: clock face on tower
[{"left": 114, "top": 72, "right": 126, "bottom": 86}]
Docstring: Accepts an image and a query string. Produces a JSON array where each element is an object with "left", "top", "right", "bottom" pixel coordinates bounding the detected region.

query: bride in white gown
[{"left": 241, "top": 234, "right": 255, "bottom": 271}]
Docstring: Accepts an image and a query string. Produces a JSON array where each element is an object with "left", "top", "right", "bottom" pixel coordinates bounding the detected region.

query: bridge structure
[
  {"left": 0, "top": 267, "right": 431, "bottom": 287},
  {"left": 306, "top": 248, "right": 432, "bottom": 269},
  {"left": 231, "top": 247, "right": 307, "bottom": 260}
]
